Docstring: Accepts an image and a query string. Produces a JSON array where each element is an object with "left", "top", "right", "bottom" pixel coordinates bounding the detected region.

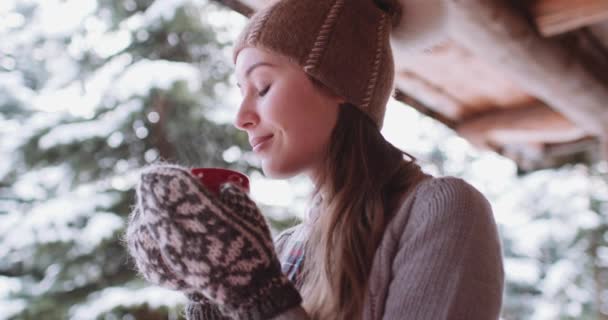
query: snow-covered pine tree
[{"left": 0, "top": 1, "right": 261, "bottom": 319}]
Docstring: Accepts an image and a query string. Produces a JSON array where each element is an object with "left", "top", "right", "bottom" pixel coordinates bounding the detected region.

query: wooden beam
[
  {"left": 529, "top": 0, "right": 608, "bottom": 37},
  {"left": 238, "top": 0, "right": 269, "bottom": 10},
  {"left": 456, "top": 104, "right": 587, "bottom": 149},
  {"left": 393, "top": 89, "right": 458, "bottom": 129},
  {"left": 455, "top": 104, "right": 597, "bottom": 171},
  {"left": 394, "top": 71, "right": 465, "bottom": 121},
  {"left": 210, "top": 0, "right": 255, "bottom": 17},
  {"left": 446, "top": 0, "right": 608, "bottom": 143}
]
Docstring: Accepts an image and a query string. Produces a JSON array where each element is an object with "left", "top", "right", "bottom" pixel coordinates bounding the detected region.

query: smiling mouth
[{"left": 253, "top": 136, "right": 273, "bottom": 152}]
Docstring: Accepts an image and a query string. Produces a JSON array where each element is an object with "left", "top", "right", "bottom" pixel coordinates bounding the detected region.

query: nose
[{"left": 233, "top": 99, "right": 258, "bottom": 131}]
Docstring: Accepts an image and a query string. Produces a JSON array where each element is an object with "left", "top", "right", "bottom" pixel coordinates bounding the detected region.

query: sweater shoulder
[
  {"left": 391, "top": 176, "right": 493, "bottom": 233},
  {"left": 415, "top": 176, "right": 491, "bottom": 210}
]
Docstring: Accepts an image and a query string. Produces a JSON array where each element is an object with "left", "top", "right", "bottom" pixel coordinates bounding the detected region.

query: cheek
[
  {"left": 261, "top": 90, "right": 307, "bottom": 129},
  {"left": 260, "top": 117, "right": 329, "bottom": 178},
  {"left": 283, "top": 110, "right": 334, "bottom": 166},
  {"left": 276, "top": 90, "right": 337, "bottom": 154},
  {"left": 261, "top": 81, "right": 337, "bottom": 163}
]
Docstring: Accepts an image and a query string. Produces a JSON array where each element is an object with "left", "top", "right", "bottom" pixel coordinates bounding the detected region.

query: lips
[{"left": 250, "top": 135, "right": 273, "bottom": 150}]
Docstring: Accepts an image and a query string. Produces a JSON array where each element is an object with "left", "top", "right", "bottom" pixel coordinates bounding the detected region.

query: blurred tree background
[
  {"left": 0, "top": 0, "right": 607, "bottom": 319},
  {"left": 0, "top": 0, "right": 266, "bottom": 319}
]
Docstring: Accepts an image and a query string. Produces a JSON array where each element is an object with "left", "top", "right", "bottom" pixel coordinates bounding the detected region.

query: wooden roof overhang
[{"left": 216, "top": 0, "right": 608, "bottom": 173}]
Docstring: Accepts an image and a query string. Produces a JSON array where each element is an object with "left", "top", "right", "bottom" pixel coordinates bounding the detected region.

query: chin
[{"left": 261, "top": 161, "right": 300, "bottom": 180}]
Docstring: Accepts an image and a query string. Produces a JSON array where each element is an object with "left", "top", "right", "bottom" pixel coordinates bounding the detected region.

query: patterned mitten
[
  {"left": 126, "top": 206, "right": 185, "bottom": 290},
  {"left": 132, "top": 164, "right": 302, "bottom": 320},
  {"left": 126, "top": 201, "right": 229, "bottom": 319},
  {"left": 185, "top": 294, "right": 230, "bottom": 320}
]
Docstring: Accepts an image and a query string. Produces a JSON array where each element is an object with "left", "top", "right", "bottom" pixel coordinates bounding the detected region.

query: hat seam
[
  {"left": 303, "top": 0, "right": 346, "bottom": 73},
  {"left": 361, "top": 12, "right": 388, "bottom": 113},
  {"left": 247, "top": 5, "right": 276, "bottom": 46}
]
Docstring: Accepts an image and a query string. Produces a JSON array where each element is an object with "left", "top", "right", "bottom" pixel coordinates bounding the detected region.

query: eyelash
[{"left": 258, "top": 85, "right": 270, "bottom": 97}]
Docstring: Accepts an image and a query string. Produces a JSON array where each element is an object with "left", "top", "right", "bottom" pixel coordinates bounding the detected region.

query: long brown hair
[{"left": 299, "top": 98, "right": 425, "bottom": 319}]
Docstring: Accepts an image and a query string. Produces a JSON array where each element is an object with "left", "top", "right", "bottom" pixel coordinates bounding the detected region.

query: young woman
[{"left": 125, "top": 0, "right": 505, "bottom": 319}]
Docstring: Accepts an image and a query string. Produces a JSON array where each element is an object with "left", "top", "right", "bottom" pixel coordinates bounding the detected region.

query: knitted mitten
[
  {"left": 126, "top": 191, "right": 230, "bottom": 319},
  {"left": 126, "top": 206, "right": 185, "bottom": 290},
  {"left": 127, "top": 164, "right": 302, "bottom": 320}
]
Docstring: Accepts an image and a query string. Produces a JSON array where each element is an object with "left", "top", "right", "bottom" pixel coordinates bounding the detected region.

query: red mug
[{"left": 191, "top": 168, "right": 250, "bottom": 195}]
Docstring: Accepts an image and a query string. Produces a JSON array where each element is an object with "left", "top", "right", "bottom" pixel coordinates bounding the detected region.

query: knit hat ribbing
[{"left": 232, "top": 0, "right": 402, "bottom": 129}]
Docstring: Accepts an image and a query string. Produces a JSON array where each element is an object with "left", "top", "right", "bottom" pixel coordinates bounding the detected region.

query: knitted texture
[
  {"left": 272, "top": 176, "right": 505, "bottom": 320},
  {"left": 232, "top": 0, "right": 402, "bottom": 129},
  {"left": 125, "top": 164, "right": 302, "bottom": 320},
  {"left": 185, "top": 297, "right": 230, "bottom": 320}
]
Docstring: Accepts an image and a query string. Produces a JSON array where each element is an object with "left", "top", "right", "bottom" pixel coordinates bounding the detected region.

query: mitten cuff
[
  {"left": 186, "top": 293, "right": 234, "bottom": 320},
  {"left": 229, "top": 279, "right": 303, "bottom": 320},
  {"left": 185, "top": 301, "right": 231, "bottom": 320}
]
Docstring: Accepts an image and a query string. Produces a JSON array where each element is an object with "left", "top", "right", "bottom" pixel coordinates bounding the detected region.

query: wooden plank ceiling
[{"left": 216, "top": 0, "right": 608, "bottom": 173}]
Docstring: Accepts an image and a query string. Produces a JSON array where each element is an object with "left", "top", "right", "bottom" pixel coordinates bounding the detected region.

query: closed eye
[{"left": 259, "top": 85, "right": 270, "bottom": 97}]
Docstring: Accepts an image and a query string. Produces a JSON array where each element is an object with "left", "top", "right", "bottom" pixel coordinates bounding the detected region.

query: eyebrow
[{"left": 237, "top": 62, "right": 275, "bottom": 88}]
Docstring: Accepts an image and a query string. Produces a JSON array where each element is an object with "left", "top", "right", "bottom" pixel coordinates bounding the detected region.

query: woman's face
[{"left": 234, "top": 47, "right": 343, "bottom": 180}]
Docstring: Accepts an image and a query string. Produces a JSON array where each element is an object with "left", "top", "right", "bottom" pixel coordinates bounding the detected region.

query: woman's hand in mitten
[
  {"left": 125, "top": 207, "right": 230, "bottom": 319},
  {"left": 135, "top": 164, "right": 302, "bottom": 320},
  {"left": 125, "top": 206, "right": 181, "bottom": 288}
]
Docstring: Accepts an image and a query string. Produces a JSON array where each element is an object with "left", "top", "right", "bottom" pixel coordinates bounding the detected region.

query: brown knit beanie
[{"left": 232, "top": 0, "right": 402, "bottom": 129}]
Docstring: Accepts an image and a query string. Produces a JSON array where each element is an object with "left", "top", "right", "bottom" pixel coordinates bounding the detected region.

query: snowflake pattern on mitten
[
  {"left": 126, "top": 207, "right": 189, "bottom": 291},
  {"left": 125, "top": 164, "right": 301, "bottom": 320}
]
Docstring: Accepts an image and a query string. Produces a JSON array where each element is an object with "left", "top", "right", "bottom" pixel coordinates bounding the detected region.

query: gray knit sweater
[{"left": 272, "top": 175, "right": 505, "bottom": 320}]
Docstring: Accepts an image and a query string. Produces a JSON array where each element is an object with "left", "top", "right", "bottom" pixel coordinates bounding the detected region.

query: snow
[
  {"left": 32, "top": 263, "right": 62, "bottom": 295},
  {"left": 68, "top": 286, "right": 186, "bottom": 320},
  {"left": 541, "top": 259, "right": 578, "bottom": 296},
  {"left": 12, "top": 164, "right": 71, "bottom": 200},
  {"left": 531, "top": 259, "right": 591, "bottom": 319},
  {"left": 0, "top": 0, "right": 17, "bottom": 15},
  {"left": 0, "top": 120, "right": 18, "bottom": 180},
  {"left": 0, "top": 299, "right": 26, "bottom": 320},
  {"left": 44, "top": 54, "right": 80, "bottom": 90},
  {"left": 33, "top": 0, "right": 97, "bottom": 37},
  {"left": 0, "top": 6, "right": 23, "bottom": 34},
  {"left": 0, "top": 185, "right": 120, "bottom": 255},
  {"left": 80, "top": 212, "right": 125, "bottom": 252},
  {"left": 531, "top": 300, "right": 560, "bottom": 320},
  {"left": 507, "top": 219, "right": 576, "bottom": 258},
  {"left": 468, "top": 154, "right": 517, "bottom": 193},
  {"left": 142, "top": 0, "right": 191, "bottom": 25},
  {"left": 203, "top": 3, "right": 247, "bottom": 41},
  {"left": 504, "top": 257, "right": 540, "bottom": 284},
  {"left": 121, "top": 12, "right": 145, "bottom": 32},
  {"left": 91, "top": 29, "right": 132, "bottom": 59},
  {"left": 107, "top": 131, "right": 124, "bottom": 148},
  {"left": 0, "top": 71, "right": 34, "bottom": 105},
  {"left": 37, "top": 100, "right": 142, "bottom": 150},
  {"left": 32, "top": 84, "right": 95, "bottom": 116},
  {"left": 0, "top": 276, "right": 26, "bottom": 320},
  {"left": 0, "top": 276, "right": 22, "bottom": 298},
  {"left": 110, "top": 59, "right": 201, "bottom": 101}
]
